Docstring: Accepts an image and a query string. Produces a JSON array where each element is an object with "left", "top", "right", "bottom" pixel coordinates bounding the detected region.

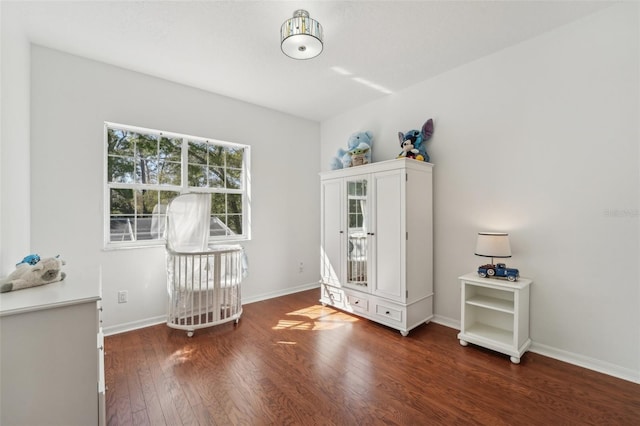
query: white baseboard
[
  {"left": 103, "top": 282, "right": 321, "bottom": 336},
  {"left": 530, "top": 342, "right": 640, "bottom": 384},
  {"left": 103, "top": 315, "right": 166, "bottom": 336},
  {"left": 242, "top": 282, "right": 320, "bottom": 305},
  {"left": 430, "top": 315, "right": 640, "bottom": 384},
  {"left": 431, "top": 314, "right": 460, "bottom": 330}
]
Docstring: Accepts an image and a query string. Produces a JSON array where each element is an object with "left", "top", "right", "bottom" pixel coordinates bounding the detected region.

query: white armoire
[{"left": 319, "top": 158, "right": 433, "bottom": 336}]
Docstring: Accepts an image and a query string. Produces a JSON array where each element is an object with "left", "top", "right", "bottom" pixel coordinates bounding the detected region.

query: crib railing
[{"left": 166, "top": 245, "right": 243, "bottom": 336}]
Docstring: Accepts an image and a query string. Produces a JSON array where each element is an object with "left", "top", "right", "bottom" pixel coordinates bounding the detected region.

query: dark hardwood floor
[{"left": 105, "top": 289, "right": 640, "bottom": 425}]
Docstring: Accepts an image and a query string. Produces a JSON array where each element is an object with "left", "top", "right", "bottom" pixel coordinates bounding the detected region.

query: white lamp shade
[
  {"left": 281, "top": 10, "right": 323, "bottom": 60},
  {"left": 475, "top": 232, "right": 512, "bottom": 258}
]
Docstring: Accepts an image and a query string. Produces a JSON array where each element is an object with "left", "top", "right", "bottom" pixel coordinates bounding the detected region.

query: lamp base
[{"left": 477, "top": 262, "right": 519, "bottom": 282}]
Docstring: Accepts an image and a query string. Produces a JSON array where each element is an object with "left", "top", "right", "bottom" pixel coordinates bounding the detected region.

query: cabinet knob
[
  {"left": 385, "top": 311, "right": 390, "bottom": 315},
  {"left": 339, "top": 230, "right": 344, "bottom": 234}
]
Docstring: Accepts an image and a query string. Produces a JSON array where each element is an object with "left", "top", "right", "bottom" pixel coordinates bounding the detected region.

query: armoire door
[
  {"left": 371, "top": 169, "right": 404, "bottom": 301},
  {"left": 321, "top": 178, "right": 343, "bottom": 285}
]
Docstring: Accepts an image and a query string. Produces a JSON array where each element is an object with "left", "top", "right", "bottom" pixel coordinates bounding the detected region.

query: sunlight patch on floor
[
  {"left": 167, "top": 346, "right": 196, "bottom": 366},
  {"left": 272, "top": 304, "right": 358, "bottom": 331}
]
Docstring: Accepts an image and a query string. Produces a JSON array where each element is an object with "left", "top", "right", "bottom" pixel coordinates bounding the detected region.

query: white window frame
[{"left": 104, "top": 122, "right": 251, "bottom": 249}]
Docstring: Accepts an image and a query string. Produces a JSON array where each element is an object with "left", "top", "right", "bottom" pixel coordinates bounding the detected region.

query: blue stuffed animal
[
  {"left": 398, "top": 119, "right": 434, "bottom": 162},
  {"left": 330, "top": 131, "right": 374, "bottom": 170},
  {"left": 17, "top": 254, "right": 41, "bottom": 266}
]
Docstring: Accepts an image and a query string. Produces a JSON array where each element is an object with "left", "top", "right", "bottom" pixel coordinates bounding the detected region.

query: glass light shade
[
  {"left": 475, "top": 232, "right": 512, "bottom": 258},
  {"left": 281, "top": 10, "right": 323, "bottom": 60}
]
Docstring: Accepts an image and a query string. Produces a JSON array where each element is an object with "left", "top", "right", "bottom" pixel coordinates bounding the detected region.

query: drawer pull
[{"left": 385, "top": 311, "right": 390, "bottom": 315}]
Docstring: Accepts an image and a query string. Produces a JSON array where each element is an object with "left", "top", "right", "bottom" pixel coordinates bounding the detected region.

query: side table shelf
[{"left": 458, "top": 273, "right": 532, "bottom": 364}]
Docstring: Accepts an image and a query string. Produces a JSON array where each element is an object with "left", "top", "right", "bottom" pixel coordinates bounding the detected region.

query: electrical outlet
[
  {"left": 118, "top": 290, "right": 128, "bottom": 303},
  {"left": 299, "top": 262, "right": 304, "bottom": 273}
]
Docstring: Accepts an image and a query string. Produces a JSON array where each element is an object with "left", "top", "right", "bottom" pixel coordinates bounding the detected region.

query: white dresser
[{"left": 0, "top": 270, "right": 105, "bottom": 425}]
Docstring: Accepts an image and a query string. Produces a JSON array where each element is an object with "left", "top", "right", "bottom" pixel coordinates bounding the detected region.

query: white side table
[{"left": 458, "top": 273, "right": 532, "bottom": 364}]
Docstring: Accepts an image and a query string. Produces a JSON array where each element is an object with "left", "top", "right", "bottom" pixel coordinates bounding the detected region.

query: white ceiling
[{"left": 5, "top": 0, "right": 613, "bottom": 122}]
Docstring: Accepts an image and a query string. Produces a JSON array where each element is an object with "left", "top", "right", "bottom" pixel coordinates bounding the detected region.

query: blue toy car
[{"left": 478, "top": 263, "right": 519, "bottom": 282}]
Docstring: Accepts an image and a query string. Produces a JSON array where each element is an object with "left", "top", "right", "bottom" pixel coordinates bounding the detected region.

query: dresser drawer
[
  {"left": 374, "top": 302, "right": 403, "bottom": 324},
  {"left": 346, "top": 293, "right": 369, "bottom": 314}
]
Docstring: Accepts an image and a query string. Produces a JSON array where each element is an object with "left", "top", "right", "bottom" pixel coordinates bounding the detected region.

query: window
[{"left": 104, "top": 122, "right": 250, "bottom": 248}]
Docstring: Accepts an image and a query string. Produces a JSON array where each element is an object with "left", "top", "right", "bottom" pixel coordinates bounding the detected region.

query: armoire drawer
[
  {"left": 374, "top": 302, "right": 403, "bottom": 324},
  {"left": 346, "top": 293, "right": 369, "bottom": 314},
  {"left": 322, "top": 284, "right": 344, "bottom": 305}
]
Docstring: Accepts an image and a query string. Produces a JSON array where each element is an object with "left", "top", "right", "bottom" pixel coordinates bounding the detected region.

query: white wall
[
  {"left": 27, "top": 46, "right": 320, "bottom": 333},
  {"left": 321, "top": 4, "right": 639, "bottom": 382},
  {"left": 0, "top": 6, "right": 31, "bottom": 275}
]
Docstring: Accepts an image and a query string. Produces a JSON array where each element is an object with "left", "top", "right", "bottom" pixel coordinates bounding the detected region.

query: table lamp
[{"left": 475, "top": 232, "right": 519, "bottom": 281}]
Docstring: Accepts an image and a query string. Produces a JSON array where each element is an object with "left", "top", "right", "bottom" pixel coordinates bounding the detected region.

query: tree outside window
[{"left": 105, "top": 123, "right": 250, "bottom": 248}]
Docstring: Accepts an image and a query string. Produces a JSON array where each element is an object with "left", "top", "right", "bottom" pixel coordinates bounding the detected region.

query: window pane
[
  {"left": 210, "top": 215, "right": 227, "bottom": 237},
  {"left": 108, "top": 156, "right": 135, "bottom": 183},
  {"left": 227, "top": 214, "right": 242, "bottom": 235},
  {"left": 151, "top": 190, "right": 178, "bottom": 239},
  {"left": 208, "top": 145, "right": 224, "bottom": 167},
  {"left": 208, "top": 167, "right": 224, "bottom": 188},
  {"left": 107, "top": 128, "right": 134, "bottom": 156},
  {"left": 135, "top": 135, "right": 158, "bottom": 184},
  {"left": 135, "top": 214, "right": 154, "bottom": 240},
  {"left": 137, "top": 158, "right": 159, "bottom": 184},
  {"left": 110, "top": 217, "right": 134, "bottom": 241},
  {"left": 110, "top": 188, "right": 134, "bottom": 214},
  {"left": 110, "top": 188, "right": 134, "bottom": 242},
  {"left": 227, "top": 194, "right": 242, "bottom": 214},
  {"left": 136, "top": 135, "right": 158, "bottom": 159},
  {"left": 159, "top": 137, "right": 181, "bottom": 162},
  {"left": 159, "top": 161, "right": 181, "bottom": 185},
  {"left": 226, "top": 168, "right": 242, "bottom": 189},
  {"left": 188, "top": 141, "right": 208, "bottom": 164},
  {"left": 211, "top": 193, "right": 225, "bottom": 215},
  {"left": 188, "top": 164, "right": 207, "bottom": 187},
  {"left": 226, "top": 147, "right": 243, "bottom": 169}
]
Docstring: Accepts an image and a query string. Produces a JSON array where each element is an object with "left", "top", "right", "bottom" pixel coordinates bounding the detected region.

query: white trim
[
  {"left": 241, "top": 281, "right": 320, "bottom": 305},
  {"left": 104, "top": 121, "right": 246, "bottom": 149},
  {"left": 103, "top": 315, "right": 166, "bottom": 336},
  {"left": 431, "top": 314, "right": 460, "bottom": 330},
  {"left": 431, "top": 315, "right": 640, "bottom": 384},
  {"left": 530, "top": 342, "right": 640, "bottom": 384},
  {"left": 103, "top": 282, "right": 321, "bottom": 336}
]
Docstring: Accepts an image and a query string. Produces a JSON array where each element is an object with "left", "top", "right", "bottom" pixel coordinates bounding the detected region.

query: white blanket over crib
[{"left": 164, "top": 193, "right": 245, "bottom": 336}]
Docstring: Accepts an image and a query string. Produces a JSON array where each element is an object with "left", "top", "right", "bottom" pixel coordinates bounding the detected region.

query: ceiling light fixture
[{"left": 281, "top": 9, "right": 323, "bottom": 60}]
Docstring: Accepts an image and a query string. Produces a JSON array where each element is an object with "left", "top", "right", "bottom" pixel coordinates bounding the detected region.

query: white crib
[
  {"left": 165, "top": 193, "right": 244, "bottom": 336},
  {"left": 166, "top": 245, "right": 243, "bottom": 336}
]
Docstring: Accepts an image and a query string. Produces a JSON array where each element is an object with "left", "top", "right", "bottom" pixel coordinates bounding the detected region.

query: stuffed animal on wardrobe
[
  {"left": 397, "top": 119, "right": 434, "bottom": 162},
  {"left": 329, "top": 131, "right": 373, "bottom": 169}
]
